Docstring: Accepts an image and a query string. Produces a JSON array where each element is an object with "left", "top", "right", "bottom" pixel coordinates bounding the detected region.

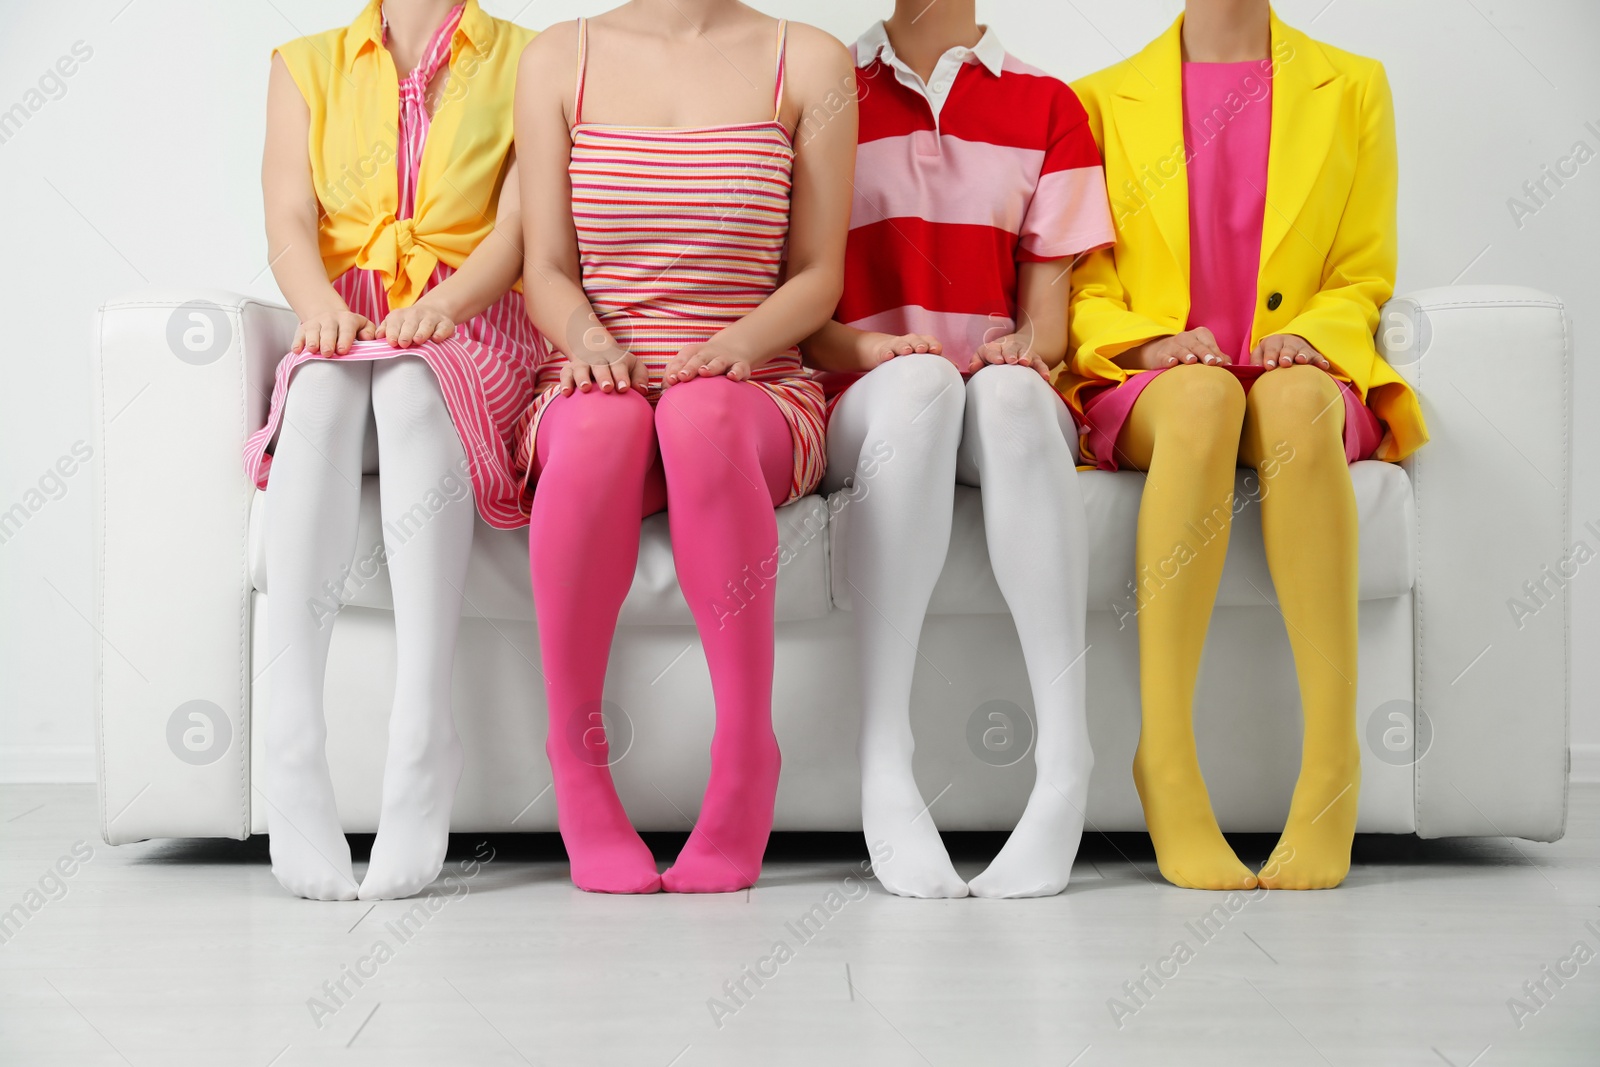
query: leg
[
  {"left": 261, "top": 359, "right": 372, "bottom": 900},
  {"left": 358, "top": 358, "right": 477, "bottom": 900},
  {"left": 824, "top": 355, "right": 968, "bottom": 898},
  {"left": 1240, "top": 366, "right": 1360, "bottom": 889},
  {"left": 651, "top": 377, "right": 792, "bottom": 893},
  {"left": 1120, "top": 364, "right": 1257, "bottom": 890},
  {"left": 528, "top": 388, "right": 665, "bottom": 893},
  {"left": 957, "top": 366, "right": 1094, "bottom": 898}
]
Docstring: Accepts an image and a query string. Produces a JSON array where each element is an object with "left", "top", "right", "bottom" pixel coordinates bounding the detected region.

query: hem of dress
[
  {"left": 243, "top": 341, "right": 534, "bottom": 531},
  {"left": 517, "top": 377, "right": 824, "bottom": 505},
  {"left": 1078, "top": 364, "right": 1384, "bottom": 472}
]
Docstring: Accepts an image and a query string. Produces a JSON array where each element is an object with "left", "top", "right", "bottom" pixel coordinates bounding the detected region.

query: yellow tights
[{"left": 1118, "top": 364, "right": 1360, "bottom": 890}]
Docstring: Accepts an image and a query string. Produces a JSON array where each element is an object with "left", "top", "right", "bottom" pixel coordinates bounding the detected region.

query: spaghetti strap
[
  {"left": 772, "top": 19, "right": 787, "bottom": 121},
  {"left": 572, "top": 17, "right": 588, "bottom": 127}
]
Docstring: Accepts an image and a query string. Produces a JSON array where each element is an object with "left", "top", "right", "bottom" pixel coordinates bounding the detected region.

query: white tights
[
  {"left": 824, "top": 356, "right": 1093, "bottom": 898},
  {"left": 262, "top": 357, "right": 475, "bottom": 900}
]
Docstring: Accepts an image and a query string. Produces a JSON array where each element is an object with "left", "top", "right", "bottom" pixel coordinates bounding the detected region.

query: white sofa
[{"left": 90, "top": 285, "right": 1572, "bottom": 845}]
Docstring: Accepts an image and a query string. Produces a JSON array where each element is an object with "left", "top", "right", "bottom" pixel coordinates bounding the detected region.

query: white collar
[{"left": 854, "top": 20, "right": 1005, "bottom": 79}]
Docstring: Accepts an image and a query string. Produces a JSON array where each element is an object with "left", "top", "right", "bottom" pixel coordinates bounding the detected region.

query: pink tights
[{"left": 529, "top": 377, "right": 791, "bottom": 893}]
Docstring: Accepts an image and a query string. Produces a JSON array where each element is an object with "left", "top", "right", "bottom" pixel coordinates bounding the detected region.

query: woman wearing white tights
[
  {"left": 807, "top": 3, "right": 1115, "bottom": 898},
  {"left": 249, "top": 1, "right": 542, "bottom": 900}
]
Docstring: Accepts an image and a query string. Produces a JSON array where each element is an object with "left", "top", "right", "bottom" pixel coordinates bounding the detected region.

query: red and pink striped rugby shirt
[{"left": 830, "top": 23, "right": 1116, "bottom": 384}]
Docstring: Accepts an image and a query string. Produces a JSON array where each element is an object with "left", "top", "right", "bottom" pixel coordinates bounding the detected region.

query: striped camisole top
[{"left": 520, "top": 16, "right": 827, "bottom": 502}]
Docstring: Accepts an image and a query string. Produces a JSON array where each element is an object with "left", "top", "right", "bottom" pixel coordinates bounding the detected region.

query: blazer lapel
[
  {"left": 1261, "top": 11, "right": 1343, "bottom": 266},
  {"left": 1107, "top": 17, "right": 1189, "bottom": 288}
]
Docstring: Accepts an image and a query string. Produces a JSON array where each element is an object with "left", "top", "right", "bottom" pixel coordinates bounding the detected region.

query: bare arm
[
  {"left": 263, "top": 54, "right": 372, "bottom": 354},
  {"left": 1017, "top": 258, "right": 1072, "bottom": 368},
  {"left": 515, "top": 24, "right": 646, "bottom": 395},
  {"left": 664, "top": 25, "right": 858, "bottom": 384},
  {"left": 799, "top": 319, "right": 868, "bottom": 372},
  {"left": 965, "top": 258, "right": 1073, "bottom": 377}
]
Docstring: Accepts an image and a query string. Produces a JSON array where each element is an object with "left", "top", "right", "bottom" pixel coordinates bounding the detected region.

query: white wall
[{"left": 2, "top": 0, "right": 1596, "bottom": 782}]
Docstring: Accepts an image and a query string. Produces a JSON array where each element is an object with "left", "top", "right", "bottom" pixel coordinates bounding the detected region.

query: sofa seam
[
  {"left": 817, "top": 496, "right": 836, "bottom": 613},
  {"left": 1413, "top": 299, "right": 1563, "bottom": 313}
]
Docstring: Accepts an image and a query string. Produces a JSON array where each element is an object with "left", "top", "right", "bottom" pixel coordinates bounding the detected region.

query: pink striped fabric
[
  {"left": 244, "top": 3, "right": 547, "bottom": 529},
  {"left": 512, "top": 17, "right": 827, "bottom": 503}
]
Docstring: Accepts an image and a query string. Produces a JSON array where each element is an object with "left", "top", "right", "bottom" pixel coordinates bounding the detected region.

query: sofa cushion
[
  {"left": 831, "top": 460, "right": 1415, "bottom": 613},
  {"left": 249, "top": 461, "right": 1414, "bottom": 624}
]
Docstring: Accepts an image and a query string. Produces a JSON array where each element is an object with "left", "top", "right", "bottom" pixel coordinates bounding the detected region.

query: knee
[
  {"left": 1247, "top": 366, "right": 1344, "bottom": 455},
  {"left": 1154, "top": 364, "right": 1246, "bottom": 451},
  {"left": 965, "top": 364, "right": 1062, "bottom": 450},
  {"left": 872, "top": 353, "right": 965, "bottom": 430},
  {"left": 654, "top": 377, "right": 752, "bottom": 457},
  {"left": 1248, "top": 364, "right": 1341, "bottom": 423},
  {"left": 371, "top": 357, "right": 452, "bottom": 438},
  {"left": 553, "top": 388, "right": 655, "bottom": 457},
  {"left": 1164, "top": 363, "right": 1246, "bottom": 417},
  {"left": 654, "top": 378, "right": 781, "bottom": 510},
  {"left": 281, "top": 361, "right": 367, "bottom": 443}
]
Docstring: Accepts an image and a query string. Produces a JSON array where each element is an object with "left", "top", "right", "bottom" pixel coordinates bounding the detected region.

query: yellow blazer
[
  {"left": 275, "top": 0, "right": 534, "bottom": 308},
  {"left": 1063, "top": 11, "right": 1426, "bottom": 462}
]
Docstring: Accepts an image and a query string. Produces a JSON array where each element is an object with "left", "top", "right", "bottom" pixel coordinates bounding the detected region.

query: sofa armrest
[
  {"left": 92, "top": 289, "right": 295, "bottom": 843},
  {"left": 1383, "top": 286, "right": 1571, "bottom": 840}
]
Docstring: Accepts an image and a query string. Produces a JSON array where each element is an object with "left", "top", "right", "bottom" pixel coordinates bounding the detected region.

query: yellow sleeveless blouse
[{"left": 274, "top": 0, "right": 533, "bottom": 308}]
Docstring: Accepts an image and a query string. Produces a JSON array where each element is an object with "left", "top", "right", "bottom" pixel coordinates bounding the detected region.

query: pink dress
[
  {"left": 1079, "top": 61, "right": 1381, "bottom": 472},
  {"left": 243, "top": 5, "right": 548, "bottom": 528}
]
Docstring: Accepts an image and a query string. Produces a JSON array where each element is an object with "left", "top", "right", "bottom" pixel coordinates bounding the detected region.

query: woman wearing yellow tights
[{"left": 1064, "top": 1, "right": 1428, "bottom": 890}]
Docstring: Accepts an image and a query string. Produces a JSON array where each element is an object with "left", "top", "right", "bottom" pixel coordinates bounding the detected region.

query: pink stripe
[
  {"left": 850, "top": 134, "right": 1045, "bottom": 234},
  {"left": 579, "top": 211, "right": 790, "bottom": 228},
  {"left": 574, "top": 184, "right": 791, "bottom": 201},
  {"left": 573, "top": 155, "right": 794, "bottom": 169},
  {"left": 1019, "top": 166, "right": 1117, "bottom": 260}
]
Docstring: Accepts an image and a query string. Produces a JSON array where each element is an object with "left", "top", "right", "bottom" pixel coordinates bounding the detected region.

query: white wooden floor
[{"left": 2, "top": 784, "right": 1597, "bottom": 1066}]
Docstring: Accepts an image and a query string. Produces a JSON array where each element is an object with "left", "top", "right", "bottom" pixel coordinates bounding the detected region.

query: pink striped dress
[
  {"left": 244, "top": 4, "right": 548, "bottom": 529},
  {"left": 513, "top": 17, "right": 827, "bottom": 503}
]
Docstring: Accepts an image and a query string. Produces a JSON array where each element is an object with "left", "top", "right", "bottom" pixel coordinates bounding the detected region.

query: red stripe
[{"left": 838, "top": 219, "right": 1019, "bottom": 322}]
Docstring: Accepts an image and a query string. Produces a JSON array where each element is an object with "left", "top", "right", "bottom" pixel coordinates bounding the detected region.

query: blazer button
[{"left": 1266, "top": 292, "right": 1283, "bottom": 311}]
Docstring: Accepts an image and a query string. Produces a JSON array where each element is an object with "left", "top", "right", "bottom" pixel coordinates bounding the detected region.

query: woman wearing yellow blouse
[
  {"left": 251, "top": 0, "right": 542, "bottom": 899},
  {"left": 1063, "top": 1, "right": 1426, "bottom": 890}
]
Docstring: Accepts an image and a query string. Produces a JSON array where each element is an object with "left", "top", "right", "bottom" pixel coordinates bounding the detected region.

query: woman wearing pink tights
[{"left": 513, "top": 2, "right": 857, "bottom": 893}]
